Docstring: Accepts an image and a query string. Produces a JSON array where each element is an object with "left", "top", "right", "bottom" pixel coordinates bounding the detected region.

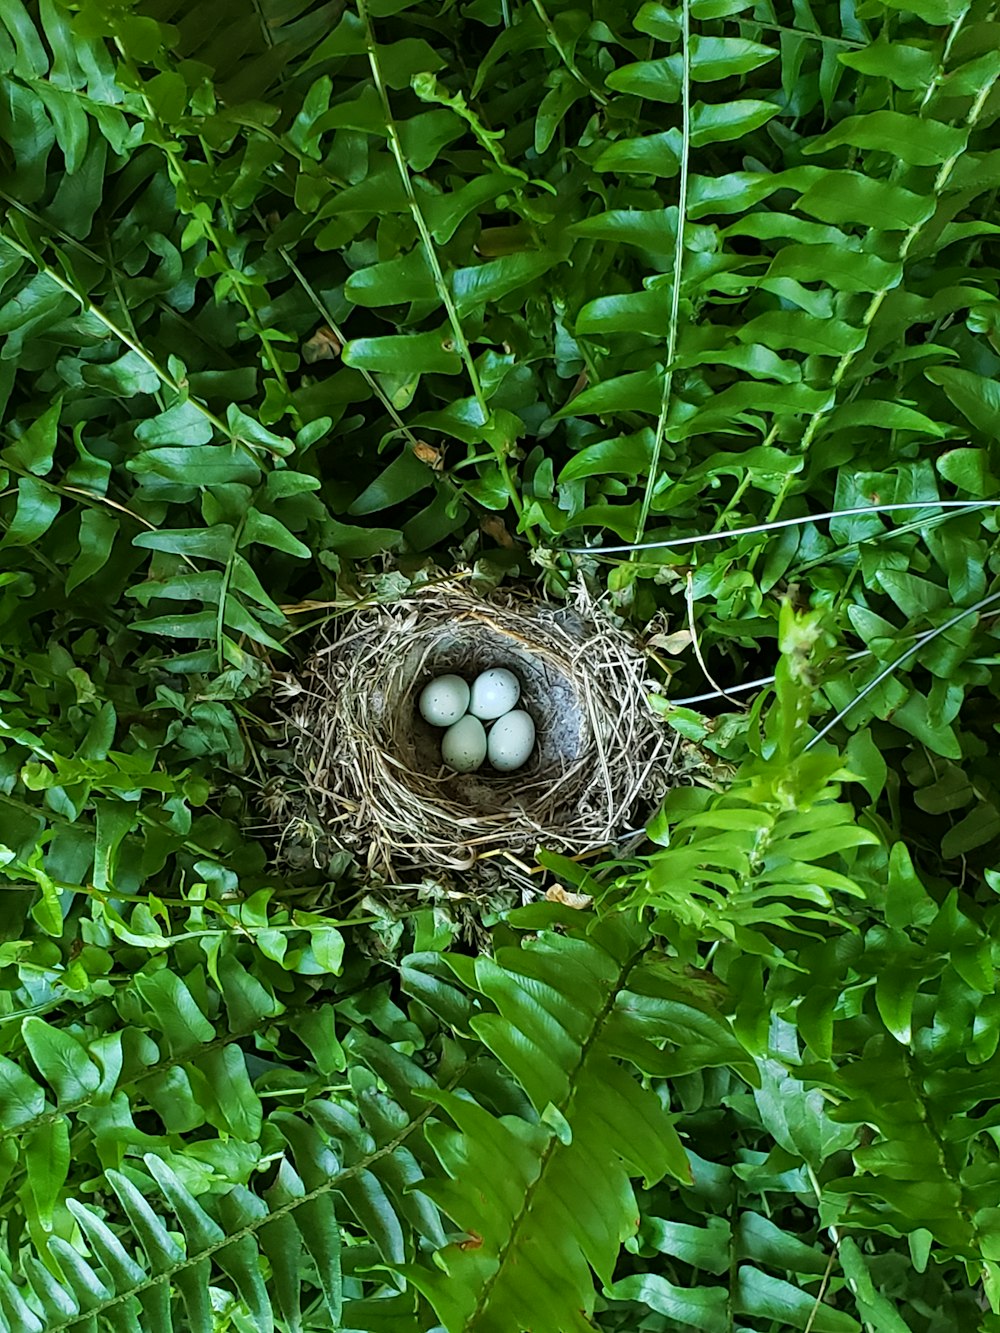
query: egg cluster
[{"left": 417, "top": 667, "right": 536, "bottom": 774}]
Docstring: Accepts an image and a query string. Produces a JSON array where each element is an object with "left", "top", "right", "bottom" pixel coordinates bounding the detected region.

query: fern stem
[
  {"left": 463, "top": 942, "right": 649, "bottom": 1327},
  {"left": 39, "top": 1096, "right": 444, "bottom": 1333},
  {"left": 794, "top": 13, "right": 994, "bottom": 459},
  {"left": 113, "top": 48, "right": 295, "bottom": 404},
  {"left": 0, "top": 228, "right": 278, "bottom": 463},
  {"left": 634, "top": 0, "right": 690, "bottom": 549},
  {"left": 357, "top": 0, "right": 533, "bottom": 540},
  {"left": 197, "top": 135, "right": 296, "bottom": 404},
  {"left": 747, "top": 19, "right": 866, "bottom": 47},
  {"left": 529, "top": 0, "right": 609, "bottom": 105},
  {"left": 357, "top": 0, "right": 487, "bottom": 419},
  {"left": 255, "top": 209, "right": 417, "bottom": 444}
]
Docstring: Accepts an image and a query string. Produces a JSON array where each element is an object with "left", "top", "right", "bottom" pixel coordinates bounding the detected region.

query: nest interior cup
[
  {"left": 396, "top": 627, "right": 585, "bottom": 807},
  {"left": 281, "top": 580, "right": 672, "bottom": 882}
]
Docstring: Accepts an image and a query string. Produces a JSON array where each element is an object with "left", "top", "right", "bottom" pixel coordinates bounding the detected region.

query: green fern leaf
[{"left": 405, "top": 912, "right": 751, "bottom": 1332}]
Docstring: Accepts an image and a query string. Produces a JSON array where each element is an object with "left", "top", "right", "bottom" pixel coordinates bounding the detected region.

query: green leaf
[
  {"left": 128, "top": 444, "right": 261, "bottom": 488},
  {"left": 226, "top": 405, "right": 295, "bottom": 457},
  {"left": 877, "top": 0, "right": 964, "bottom": 23},
  {"left": 736, "top": 1212, "right": 830, "bottom": 1276},
  {"left": 688, "top": 35, "right": 777, "bottom": 80},
  {"left": 198, "top": 1045, "right": 263, "bottom": 1140},
  {"left": 576, "top": 287, "right": 671, "bottom": 336},
  {"left": 634, "top": 2, "right": 680, "bottom": 39},
  {"left": 0, "top": 0, "right": 48, "bottom": 78},
  {"left": 2, "top": 400, "right": 60, "bottom": 475},
  {"left": 553, "top": 367, "right": 665, "bottom": 418},
  {"left": 23, "top": 1117, "right": 70, "bottom": 1233},
  {"left": 606, "top": 57, "right": 680, "bottom": 102},
  {"left": 3, "top": 476, "right": 60, "bottom": 546},
  {"left": 452, "top": 251, "right": 558, "bottom": 317},
  {"left": 22, "top": 1016, "right": 101, "bottom": 1105},
  {"left": 795, "top": 172, "right": 934, "bottom": 229},
  {"left": 0, "top": 1053, "right": 46, "bottom": 1128},
  {"left": 240, "top": 508, "right": 311, "bottom": 558},
  {"left": 594, "top": 130, "right": 682, "bottom": 177},
  {"left": 767, "top": 243, "right": 901, "bottom": 293},
  {"left": 133, "top": 970, "right": 215, "bottom": 1055},
  {"left": 608, "top": 1273, "right": 730, "bottom": 1332},
  {"left": 805, "top": 111, "right": 968, "bottom": 167},
  {"left": 735, "top": 1267, "right": 860, "bottom": 1333},
  {"left": 570, "top": 207, "right": 677, "bottom": 256},
  {"left": 822, "top": 401, "right": 948, "bottom": 438},
  {"left": 134, "top": 400, "right": 214, "bottom": 447},
  {"left": 875, "top": 962, "right": 921, "bottom": 1044},
  {"left": 639, "top": 1216, "right": 732, "bottom": 1274},
  {"left": 133, "top": 525, "right": 236, "bottom": 562},
  {"left": 348, "top": 449, "right": 435, "bottom": 516},
  {"left": 690, "top": 98, "right": 779, "bottom": 146},
  {"left": 738, "top": 311, "right": 865, "bottom": 357},
  {"left": 838, "top": 40, "right": 938, "bottom": 91},
  {"left": 344, "top": 250, "right": 436, "bottom": 307},
  {"left": 558, "top": 430, "right": 655, "bottom": 482},
  {"left": 66, "top": 509, "right": 118, "bottom": 594},
  {"left": 838, "top": 1237, "right": 916, "bottom": 1333},
  {"left": 926, "top": 365, "right": 1000, "bottom": 437},
  {"left": 342, "top": 331, "right": 463, "bottom": 375}
]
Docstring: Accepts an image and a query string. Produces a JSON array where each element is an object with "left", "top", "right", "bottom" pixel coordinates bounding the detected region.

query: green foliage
[{"left": 1, "top": 0, "right": 1000, "bottom": 1329}]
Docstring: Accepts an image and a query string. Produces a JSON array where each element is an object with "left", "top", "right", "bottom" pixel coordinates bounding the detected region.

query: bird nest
[{"left": 270, "top": 579, "right": 676, "bottom": 889}]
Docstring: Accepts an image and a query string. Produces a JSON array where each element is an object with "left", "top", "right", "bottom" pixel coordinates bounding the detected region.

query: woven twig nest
[{"left": 275, "top": 578, "right": 675, "bottom": 887}]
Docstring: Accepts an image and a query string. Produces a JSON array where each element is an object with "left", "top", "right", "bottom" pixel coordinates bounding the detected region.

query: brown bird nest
[{"left": 270, "top": 578, "right": 676, "bottom": 890}]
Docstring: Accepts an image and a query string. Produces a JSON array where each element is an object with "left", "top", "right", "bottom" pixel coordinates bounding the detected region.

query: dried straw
[{"left": 272, "top": 578, "right": 675, "bottom": 887}]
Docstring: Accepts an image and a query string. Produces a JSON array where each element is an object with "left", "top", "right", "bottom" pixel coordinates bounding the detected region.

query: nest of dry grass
[{"left": 271, "top": 577, "right": 676, "bottom": 888}]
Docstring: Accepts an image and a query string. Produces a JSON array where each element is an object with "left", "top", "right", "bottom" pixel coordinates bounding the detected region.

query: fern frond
[
  {"left": 403, "top": 910, "right": 753, "bottom": 1333},
  {"left": 0, "top": 1082, "right": 444, "bottom": 1333}
]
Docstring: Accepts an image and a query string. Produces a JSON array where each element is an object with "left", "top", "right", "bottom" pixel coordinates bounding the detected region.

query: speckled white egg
[
  {"left": 469, "top": 667, "right": 521, "bottom": 721},
  {"left": 487, "top": 709, "right": 536, "bottom": 772},
  {"left": 441, "top": 715, "right": 488, "bottom": 773},
  {"left": 418, "top": 674, "right": 471, "bottom": 728}
]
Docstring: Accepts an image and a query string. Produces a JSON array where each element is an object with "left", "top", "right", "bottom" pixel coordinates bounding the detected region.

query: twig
[{"left": 804, "top": 1250, "right": 839, "bottom": 1333}]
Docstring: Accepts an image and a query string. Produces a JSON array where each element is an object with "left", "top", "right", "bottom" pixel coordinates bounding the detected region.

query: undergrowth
[{"left": 1, "top": 0, "right": 1000, "bottom": 1329}]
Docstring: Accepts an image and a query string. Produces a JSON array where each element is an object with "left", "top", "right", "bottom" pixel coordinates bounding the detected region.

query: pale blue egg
[
  {"left": 442, "top": 715, "right": 488, "bottom": 772},
  {"left": 469, "top": 667, "right": 521, "bottom": 720},
  {"left": 487, "top": 709, "right": 535, "bottom": 772},
  {"left": 419, "top": 674, "right": 470, "bottom": 727}
]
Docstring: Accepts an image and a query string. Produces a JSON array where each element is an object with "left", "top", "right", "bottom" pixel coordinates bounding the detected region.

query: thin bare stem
[
  {"left": 563, "top": 500, "right": 995, "bottom": 554},
  {"left": 685, "top": 571, "right": 744, "bottom": 707},
  {"left": 805, "top": 588, "right": 1000, "bottom": 750}
]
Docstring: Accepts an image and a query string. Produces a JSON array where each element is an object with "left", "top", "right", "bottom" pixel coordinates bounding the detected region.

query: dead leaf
[
  {"left": 302, "top": 325, "right": 342, "bottom": 364},
  {"left": 564, "top": 368, "right": 589, "bottom": 406},
  {"left": 413, "top": 440, "right": 445, "bottom": 471},
  {"left": 546, "top": 885, "right": 593, "bottom": 910},
  {"left": 480, "top": 514, "right": 516, "bottom": 548},
  {"left": 648, "top": 629, "right": 693, "bottom": 655}
]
